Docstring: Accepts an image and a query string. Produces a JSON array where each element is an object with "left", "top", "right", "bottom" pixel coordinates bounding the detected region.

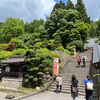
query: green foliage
[
  {"left": 38, "top": 72, "right": 44, "bottom": 76},
  {"left": 94, "top": 20, "right": 100, "bottom": 37},
  {"left": 25, "top": 79, "right": 29, "bottom": 83},
  {"left": 33, "top": 67, "right": 39, "bottom": 71},
  {"left": 66, "top": 0, "right": 75, "bottom": 10},
  {"left": 50, "top": 51, "right": 60, "bottom": 59},
  {"left": 24, "top": 19, "right": 44, "bottom": 33},
  {"left": 29, "top": 76, "right": 34, "bottom": 79},
  {"left": 33, "top": 78, "right": 38, "bottom": 82},
  {"left": 52, "top": 0, "right": 66, "bottom": 13},
  {"left": 75, "top": 0, "right": 90, "bottom": 23},
  {"left": 0, "top": 48, "right": 26, "bottom": 60},
  {"left": 45, "top": 8, "right": 88, "bottom": 50},
  {"left": 93, "top": 74, "right": 100, "bottom": 77},
  {"left": 68, "top": 40, "right": 84, "bottom": 51},
  {"left": 0, "top": 1, "right": 93, "bottom": 88},
  {"left": 10, "top": 38, "right": 26, "bottom": 49},
  {"left": 64, "top": 49, "right": 71, "bottom": 56},
  {"left": 35, "top": 42, "right": 45, "bottom": 48},
  {"left": 23, "top": 48, "right": 60, "bottom": 87},
  {"left": 76, "top": 22, "right": 89, "bottom": 46},
  {"left": 0, "top": 17, "right": 24, "bottom": 43},
  {"left": 0, "top": 51, "right": 13, "bottom": 60},
  {"left": 0, "top": 44, "right": 8, "bottom": 50},
  {"left": 56, "top": 46, "right": 65, "bottom": 51},
  {"left": 12, "top": 49, "right": 27, "bottom": 56},
  {"left": 67, "top": 45, "right": 75, "bottom": 52},
  {"left": 44, "top": 67, "right": 52, "bottom": 73},
  {"left": 17, "top": 33, "right": 32, "bottom": 43}
]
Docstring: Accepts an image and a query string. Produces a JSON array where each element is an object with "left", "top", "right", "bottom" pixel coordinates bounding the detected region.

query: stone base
[{"left": 0, "top": 77, "right": 23, "bottom": 88}]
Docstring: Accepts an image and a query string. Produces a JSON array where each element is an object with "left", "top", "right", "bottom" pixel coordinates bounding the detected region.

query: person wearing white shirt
[
  {"left": 82, "top": 56, "right": 87, "bottom": 67},
  {"left": 56, "top": 74, "right": 62, "bottom": 93}
]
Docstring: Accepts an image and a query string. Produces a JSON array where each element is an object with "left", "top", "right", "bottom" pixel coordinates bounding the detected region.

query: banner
[{"left": 53, "top": 58, "right": 59, "bottom": 76}]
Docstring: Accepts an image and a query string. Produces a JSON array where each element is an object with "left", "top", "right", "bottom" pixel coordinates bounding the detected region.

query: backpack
[
  {"left": 82, "top": 57, "right": 85, "bottom": 61},
  {"left": 87, "top": 82, "right": 93, "bottom": 90},
  {"left": 72, "top": 87, "right": 78, "bottom": 93}
]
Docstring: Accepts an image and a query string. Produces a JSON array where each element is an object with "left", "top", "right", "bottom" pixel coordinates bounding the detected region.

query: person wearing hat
[{"left": 56, "top": 74, "right": 62, "bottom": 93}]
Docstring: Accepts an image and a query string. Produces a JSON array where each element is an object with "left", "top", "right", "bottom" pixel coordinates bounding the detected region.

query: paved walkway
[
  {"left": 20, "top": 91, "right": 85, "bottom": 100},
  {"left": 0, "top": 91, "right": 7, "bottom": 100}
]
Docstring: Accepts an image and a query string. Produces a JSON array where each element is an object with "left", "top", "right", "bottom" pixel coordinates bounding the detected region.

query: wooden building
[
  {"left": 1, "top": 56, "right": 25, "bottom": 78},
  {"left": 92, "top": 43, "right": 100, "bottom": 69},
  {"left": 0, "top": 56, "right": 25, "bottom": 88}
]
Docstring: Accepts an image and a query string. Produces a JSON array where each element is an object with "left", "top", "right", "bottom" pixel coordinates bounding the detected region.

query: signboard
[
  {"left": 53, "top": 58, "right": 59, "bottom": 76},
  {"left": 5, "top": 67, "right": 10, "bottom": 72}
]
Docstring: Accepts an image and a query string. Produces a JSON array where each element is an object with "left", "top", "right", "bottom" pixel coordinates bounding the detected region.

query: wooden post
[{"left": 74, "top": 48, "right": 76, "bottom": 58}]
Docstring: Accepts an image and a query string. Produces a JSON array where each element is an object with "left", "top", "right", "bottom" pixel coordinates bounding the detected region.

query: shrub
[
  {"left": 12, "top": 49, "right": 27, "bottom": 56},
  {"left": 0, "top": 51, "right": 13, "bottom": 60},
  {"left": 10, "top": 38, "right": 26, "bottom": 49},
  {"left": 0, "top": 44, "right": 8, "bottom": 50},
  {"left": 68, "top": 40, "right": 84, "bottom": 52},
  {"left": 56, "top": 46, "right": 65, "bottom": 51}
]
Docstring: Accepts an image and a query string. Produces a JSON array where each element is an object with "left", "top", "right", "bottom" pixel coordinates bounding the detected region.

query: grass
[
  {"left": 0, "top": 89, "right": 26, "bottom": 97},
  {"left": 17, "top": 87, "right": 36, "bottom": 93},
  {"left": 0, "top": 87, "right": 37, "bottom": 97}
]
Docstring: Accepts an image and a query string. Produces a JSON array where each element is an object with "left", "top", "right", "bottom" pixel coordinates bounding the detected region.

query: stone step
[
  {"left": 49, "top": 88, "right": 85, "bottom": 95},
  {"left": 49, "top": 88, "right": 98, "bottom": 96},
  {"left": 49, "top": 50, "right": 98, "bottom": 98},
  {"left": 50, "top": 86, "right": 97, "bottom": 92},
  {"left": 51, "top": 82, "right": 85, "bottom": 87}
]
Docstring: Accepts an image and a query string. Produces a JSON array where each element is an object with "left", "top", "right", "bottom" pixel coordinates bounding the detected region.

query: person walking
[
  {"left": 77, "top": 56, "right": 81, "bottom": 67},
  {"left": 84, "top": 75, "right": 93, "bottom": 100},
  {"left": 56, "top": 74, "right": 62, "bottom": 93},
  {"left": 82, "top": 56, "right": 87, "bottom": 67},
  {"left": 71, "top": 75, "right": 78, "bottom": 100}
]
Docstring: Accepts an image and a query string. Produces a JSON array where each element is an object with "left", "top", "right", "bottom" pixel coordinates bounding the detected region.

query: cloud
[
  {"left": 71, "top": 0, "right": 100, "bottom": 21},
  {"left": 0, "top": 0, "right": 100, "bottom": 22},
  {"left": 0, "top": 0, "right": 56, "bottom": 22}
]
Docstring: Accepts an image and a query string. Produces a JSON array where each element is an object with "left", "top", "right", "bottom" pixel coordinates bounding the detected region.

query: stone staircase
[{"left": 49, "top": 50, "right": 98, "bottom": 99}]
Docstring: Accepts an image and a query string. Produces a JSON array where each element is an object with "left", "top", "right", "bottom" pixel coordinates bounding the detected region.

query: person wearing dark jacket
[{"left": 71, "top": 75, "right": 78, "bottom": 99}]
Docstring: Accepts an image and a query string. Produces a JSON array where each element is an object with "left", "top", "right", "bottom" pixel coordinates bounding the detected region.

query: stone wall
[{"left": 0, "top": 78, "right": 22, "bottom": 88}]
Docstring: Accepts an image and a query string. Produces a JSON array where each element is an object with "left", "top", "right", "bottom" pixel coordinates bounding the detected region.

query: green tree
[
  {"left": 23, "top": 48, "right": 59, "bottom": 87},
  {"left": 10, "top": 38, "right": 26, "bottom": 49},
  {"left": 75, "top": 0, "right": 90, "bottom": 23},
  {"left": 66, "top": 0, "right": 75, "bottom": 10},
  {"left": 24, "top": 19, "right": 44, "bottom": 33},
  {"left": 88, "top": 22, "right": 97, "bottom": 38},
  {"left": 51, "top": 0, "right": 66, "bottom": 13},
  {"left": 45, "top": 9, "right": 79, "bottom": 39},
  {"left": 77, "top": 22, "right": 89, "bottom": 46},
  {"left": 0, "top": 17, "right": 24, "bottom": 43},
  {"left": 95, "top": 20, "right": 100, "bottom": 37}
]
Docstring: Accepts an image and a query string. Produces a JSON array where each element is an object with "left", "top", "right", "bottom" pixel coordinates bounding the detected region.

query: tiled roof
[
  {"left": 1, "top": 56, "right": 25, "bottom": 64},
  {"left": 86, "top": 38, "right": 96, "bottom": 48},
  {"left": 92, "top": 43, "right": 100, "bottom": 64}
]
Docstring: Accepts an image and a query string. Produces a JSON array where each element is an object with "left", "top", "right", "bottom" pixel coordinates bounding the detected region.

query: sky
[{"left": 0, "top": 0, "right": 100, "bottom": 23}]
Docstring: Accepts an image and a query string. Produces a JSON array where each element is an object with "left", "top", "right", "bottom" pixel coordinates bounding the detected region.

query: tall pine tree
[
  {"left": 51, "top": 0, "right": 66, "bottom": 13},
  {"left": 66, "top": 0, "right": 75, "bottom": 10},
  {"left": 75, "top": 0, "right": 90, "bottom": 23}
]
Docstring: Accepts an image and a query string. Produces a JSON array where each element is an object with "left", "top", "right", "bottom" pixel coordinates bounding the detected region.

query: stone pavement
[
  {"left": 0, "top": 86, "right": 25, "bottom": 100},
  {"left": 20, "top": 91, "right": 85, "bottom": 100},
  {"left": 0, "top": 91, "right": 7, "bottom": 100}
]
